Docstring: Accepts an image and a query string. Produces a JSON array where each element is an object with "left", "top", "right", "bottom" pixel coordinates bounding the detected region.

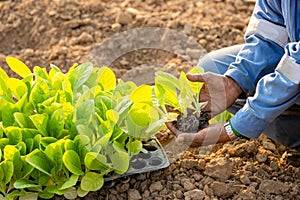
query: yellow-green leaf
[
  {"left": 8, "top": 78, "right": 27, "bottom": 99},
  {"left": 129, "top": 85, "right": 153, "bottom": 103},
  {"left": 98, "top": 67, "right": 116, "bottom": 91},
  {"left": 6, "top": 57, "right": 31, "bottom": 78}
]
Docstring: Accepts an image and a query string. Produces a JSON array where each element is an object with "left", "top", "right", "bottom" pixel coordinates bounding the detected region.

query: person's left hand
[{"left": 165, "top": 121, "right": 231, "bottom": 148}]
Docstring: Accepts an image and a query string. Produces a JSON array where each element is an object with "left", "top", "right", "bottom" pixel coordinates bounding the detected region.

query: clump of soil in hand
[{"left": 176, "top": 111, "right": 209, "bottom": 132}]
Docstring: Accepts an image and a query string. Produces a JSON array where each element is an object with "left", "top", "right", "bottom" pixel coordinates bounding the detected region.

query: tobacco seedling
[{"left": 154, "top": 67, "right": 209, "bottom": 132}]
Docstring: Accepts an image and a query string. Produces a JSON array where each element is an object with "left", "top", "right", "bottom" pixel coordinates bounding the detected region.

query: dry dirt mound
[{"left": 0, "top": 0, "right": 299, "bottom": 199}]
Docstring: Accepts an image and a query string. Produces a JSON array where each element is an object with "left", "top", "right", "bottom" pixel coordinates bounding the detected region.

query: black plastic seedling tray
[{"left": 104, "top": 137, "right": 170, "bottom": 183}]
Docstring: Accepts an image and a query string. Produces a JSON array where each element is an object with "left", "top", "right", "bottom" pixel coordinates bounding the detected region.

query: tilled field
[{"left": 0, "top": 0, "right": 299, "bottom": 199}]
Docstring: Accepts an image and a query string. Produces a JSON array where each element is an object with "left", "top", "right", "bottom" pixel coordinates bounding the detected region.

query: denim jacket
[{"left": 224, "top": 0, "right": 300, "bottom": 138}]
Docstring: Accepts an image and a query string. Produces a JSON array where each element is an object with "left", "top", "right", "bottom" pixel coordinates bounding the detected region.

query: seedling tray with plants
[{"left": 0, "top": 57, "right": 228, "bottom": 200}]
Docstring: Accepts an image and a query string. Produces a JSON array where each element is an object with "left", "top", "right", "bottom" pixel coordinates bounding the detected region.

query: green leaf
[
  {"left": 110, "top": 151, "right": 129, "bottom": 174},
  {"left": 0, "top": 160, "right": 14, "bottom": 184},
  {"left": 126, "top": 140, "right": 143, "bottom": 155},
  {"left": 69, "top": 62, "right": 93, "bottom": 91},
  {"left": 38, "top": 191, "right": 54, "bottom": 199},
  {"left": 0, "top": 164, "right": 3, "bottom": 181},
  {"left": 14, "top": 112, "right": 34, "bottom": 128},
  {"left": 155, "top": 71, "right": 180, "bottom": 89},
  {"left": 76, "top": 125, "right": 94, "bottom": 144},
  {"left": 4, "top": 145, "right": 23, "bottom": 178},
  {"left": 128, "top": 103, "right": 151, "bottom": 127},
  {"left": 6, "top": 190, "right": 23, "bottom": 200},
  {"left": 13, "top": 179, "right": 39, "bottom": 189},
  {"left": 6, "top": 57, "right": 31, "bottom": 78},
  {"left": 106, "top": 109, "right": 119, "bottom": 124},
  {"left": 145, "top": 118, "right": 165, "bottom": 137},
  {"left": 0, "top": 138, "right": 9, "bottom": 150},
  {"left": 44, "top": 142, "right": 63, "bottom": 173},
  {"left": 5, "top": 126, "right": 22, "bottom": 145},
  {"left": 21, "top": 162, "right": 34, "bottom": 179},
  {"left": 63, "top": 187, "right": 77, "bottom": 200},
  {"left": 80, "top": 172, "right": 104, "bottom": 192},
  {"left": 48, "top": 109, "right": 64, "bottom": 138},
  {"left": 29, "top": 113, "right": 49, "bottom": 136},
  {"left": 59, "top": 174, "right": 79, "bottom": 190},
  {"left": 75, "top": 99, "right": 94, "bottom": 123},
  {"left": 98, "top": 67, "right": 116, "bottom": 91},
  {"left": 16, "top": 141, "right": 27, "bottom": 156},
  {"left": 1, "top": 103, "right": 16, "bottom": 127},
  {"left": 62, "top": 150, "right": 84, "bottom": 175},
  {"left": 33, "top": 66, "right": 48, "bottom": 80},
  {"left": 84, "top": 152, "right": 109, "bottom": 171},
  {"left": 40, "top": 137, "right": 57, "bottom": 148},
  {"left": 25, "top": 149, "right": 54, "bottom": 176},
  {"left": 155, "top": 83, "right": 179, "bottom": 109},
  {"left": 29, "top": 79, "right": 52, "bottom": 110},
  {"left": 77, "top": 186, "right": 88, "bottom": 197}
]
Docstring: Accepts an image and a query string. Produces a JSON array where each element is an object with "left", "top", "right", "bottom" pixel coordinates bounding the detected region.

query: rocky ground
[{"left": 0, "top": 0, "right": 299, "bottom": 199}]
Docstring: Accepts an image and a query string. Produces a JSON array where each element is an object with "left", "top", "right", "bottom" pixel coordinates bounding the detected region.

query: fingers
[
  {"left": 176, "top": 132, "right": 204, "bottom": 148},
  {"left": 165, "top": 121, "right": 182, "bottom": 136},
  {"left": 186, "top": 73, "right": 205, "bottom": 82}
]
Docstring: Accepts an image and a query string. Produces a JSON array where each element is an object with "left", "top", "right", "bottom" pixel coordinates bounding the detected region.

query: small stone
[
  {"left": 149, "top": 181, "right": 164, "bottom": 193},
  {"left": 111, "top": 23, "right": 121, "bottom": 32},
  {"left": 193, "top": 173, "right": 203, "bottom": 181},
  {"left": 128, "top": 189, "right": 142, "bottom": 200},
  {"left": 126, "top": 7, "right": 139, "bottom": 16},
  {"left": 167, "top": 20, "right": 179, "bottom": 29},
  {"left": 116, "top": 12, "right": 132, "bottom": 25},
  {"left": 175, "top": 190, "right": 183, "bottom": 199},
  {"left": 210, "top": 181, "right": 241, "bottom": 198},
  {"left": 240, "top": 174, "right": 251, "bottom": 185},
  {"left": 228, "top": 141, "right": 258, "bottom": 156},
  {"left": 116, "top": 183, "right": 130, "bottom": 193},
  {"left": 203, "top": 185, "right": 214, "bottom": 196},
  {"left": 204, "top": 158, "right": 235, "bottom": 180},
  {"left": 256, "top": 152, "right": 268, "bottom": 163},
  {"left": 259, "top": 180, "right": 290, "bottom": 194},
  {"left": 181, "top": 179, "right": 196, "bottom": 191},
  {"left": 263, "top": 141, "right": 276, "bottom": 152},
  {"left": 184, "top": 189, "right": 205, "bottom": 200},
  {"left": 180, "top": 159, "right": 199, "bottom": 169},
  {"left": 173, "top": 183, "right": 182, "bottom": 190},
  {"left": 142, "top": 190, "right": 150, "bottom": 198},
  {"left": 77, "top": 32, "right": 93, "bottom": 44}
]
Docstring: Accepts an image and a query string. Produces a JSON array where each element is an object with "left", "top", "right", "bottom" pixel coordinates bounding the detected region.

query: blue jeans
[{"left": 197, "top": 45, "right": 300, "bottom": 151}]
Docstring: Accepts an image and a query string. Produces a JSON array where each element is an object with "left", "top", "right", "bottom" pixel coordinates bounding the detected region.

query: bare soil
[{"left": 0, "top": 0, "right": 299, "bottom": 199}]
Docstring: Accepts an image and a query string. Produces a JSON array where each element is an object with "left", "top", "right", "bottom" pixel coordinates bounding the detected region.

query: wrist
[
  {"left": 224, "top": 121, "right": 238, "bottom": 141},
  {"left": 226, "top": 76, "right": 243, "bottom": 96},
  {"left": 224, "top": 121, "right": 249, "bottom": 141}
]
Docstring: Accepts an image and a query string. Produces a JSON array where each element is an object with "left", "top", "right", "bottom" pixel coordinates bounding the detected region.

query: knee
[{"left": 264, "top": 115, "right": 300, "bottom": 151}]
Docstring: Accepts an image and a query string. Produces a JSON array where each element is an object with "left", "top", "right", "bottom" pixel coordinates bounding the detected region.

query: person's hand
[
  {"left": 187, "top": 72, "right": 242, "bottom": 118},
  {"left": 165, "top": 121, "right": 231, "bottom": 148}
]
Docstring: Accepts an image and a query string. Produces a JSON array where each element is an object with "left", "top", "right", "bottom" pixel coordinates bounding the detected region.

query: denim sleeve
[
  {"left": 230, "top": 42, "right": 300, "bottom": 138},
  {"left": 224, "top": 0, "right": 286, "bottom": 96}
]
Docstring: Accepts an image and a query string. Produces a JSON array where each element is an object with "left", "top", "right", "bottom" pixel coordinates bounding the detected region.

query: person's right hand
[{"left": 187, "top": 72, "right": 242, "bottom": 118}]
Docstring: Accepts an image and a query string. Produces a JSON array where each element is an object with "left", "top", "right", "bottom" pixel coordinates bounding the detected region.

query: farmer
[{"left": 166, "top": 0, "right": 300, "bottom": 154}]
